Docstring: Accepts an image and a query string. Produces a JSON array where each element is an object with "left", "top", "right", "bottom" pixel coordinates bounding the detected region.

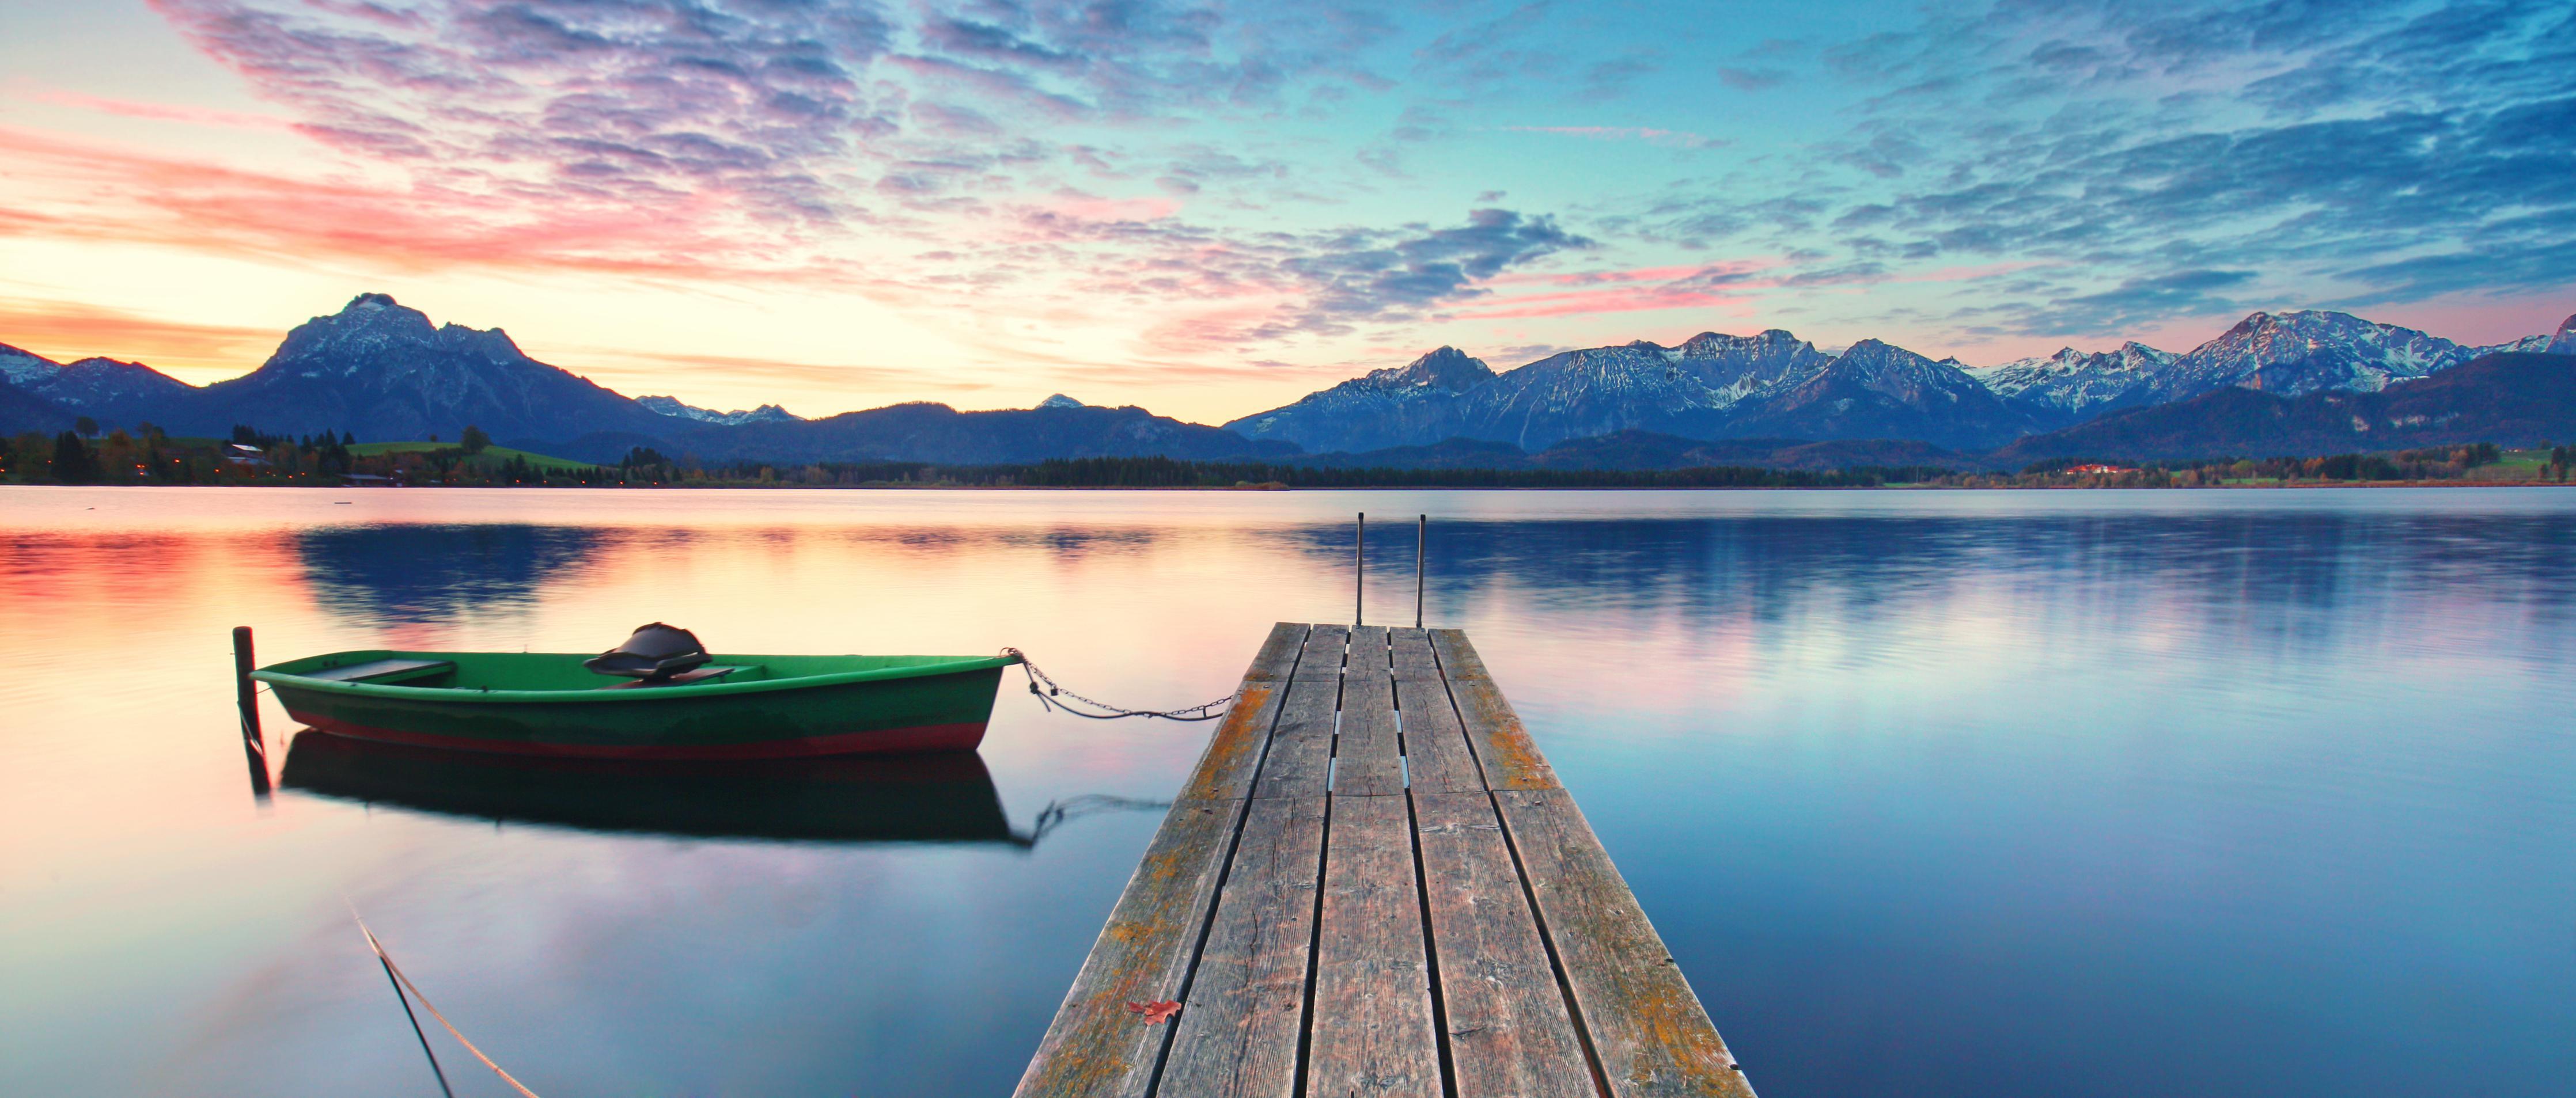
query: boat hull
[
  {"left": 259, "top": 652, "right": 1011, "bottom": 759},
  {"left": 281, "top": 732, "right": 1021, "bottom": 842}
]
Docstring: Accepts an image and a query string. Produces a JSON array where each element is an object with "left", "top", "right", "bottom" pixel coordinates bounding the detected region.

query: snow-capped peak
[
  {"left": 2162, "top": 308, "right": 2471, "bottom": 398},
  {"left": 1038, "top": 393, "right": 1088, "bottom": 409},
  {"left": 1365, "top": 347, "right": 1495, "bottom": 393},
  {"left": 1, "top": 341, "right": 61, "bottom": 387},
  {"left": 1972, "top": 340, "right": 2179, "bottom": 413},
  {"left": 635, "top": 395, "right": 802, "bottom": 425}
]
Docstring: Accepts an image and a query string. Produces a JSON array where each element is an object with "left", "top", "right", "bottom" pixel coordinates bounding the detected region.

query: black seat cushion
[{"left": 584, "top": 622, "right": 712, "bottom": 680}]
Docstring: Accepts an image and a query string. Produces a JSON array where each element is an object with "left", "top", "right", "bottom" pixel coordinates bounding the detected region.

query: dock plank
[
  {"left": 1334, "top": 675, "right": 1404, "bottom": 797},
  {"left": 1393, "top": 679, "right": 1482, "bottom": 795},
  {"left": 1293, "top": 625, "right": 1351, "bottom": 681},
  {"left": 1389, "top": 628, "right": 1442, "bottom": 683},
  {"left": 1495, "top": 789, "right": 1753, "bottom": 1098},
  {"left": 1414, "top": 791, "right": 1596, "bottom": 1098},
  {"left": 1012, "top": 799, "right": 1244, "bottom": 1098},
  {"left": 1178, "top": 625, "right": 1308, "bottom": 802},
  {"left": 1242, "top": 622, "right": 1312, "bottom": 683},
  {"left": 1305, "top": 794, "right": 1439, "bottom": 1098},
  {"left": 1431, "top": 632, "right": 1560, "bottom": 792},
  {"left": 1255, "top": 680, "right": 1340, "bottom": 800},
  {"left": 1160, "top": 795, "right": 1330, "bottom": 1098},
  {"left": 1424, "top": 629, "right": 1490, "bottom": 681},
  {"left": 1347, "top": 625, "right": 1391, "bottom": 675},
  {"left": 1444, "top": 676, "right": 1561, "bottom": 793}
]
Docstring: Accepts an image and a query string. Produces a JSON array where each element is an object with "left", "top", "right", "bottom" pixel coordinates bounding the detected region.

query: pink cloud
[
  {"left": 1137, "top": 297, "right": 1304, "bottom": 354},
  {"left": 32, "top": 89, "right": 297, "bottom": 132},
  {"left": 0, "top": 126, "right": 879, "bottom": 287}
]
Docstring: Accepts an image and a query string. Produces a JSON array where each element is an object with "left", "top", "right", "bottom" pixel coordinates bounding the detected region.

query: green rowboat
[
  {"left": 281, "top": 732, "right": 1022, "bottom": 842},
  {"left": 252, "top": 647, "right": 1020, "bottom": 759}
]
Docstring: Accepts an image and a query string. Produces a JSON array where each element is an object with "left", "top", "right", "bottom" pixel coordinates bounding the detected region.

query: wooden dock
[{"left": 1015, "top": 624, "right": 1756, "bottom": 1098}]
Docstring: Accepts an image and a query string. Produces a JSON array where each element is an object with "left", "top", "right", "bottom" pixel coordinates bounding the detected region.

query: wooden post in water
[
  {"left": 1354, "top": 512, "right": 1365, "bottom": 626},
  {"left": 1415, "top": 514, "right": 1426, "bottom": 628},
  {"left": 233, "top": 626, "right": 270, "bottom": 796}
]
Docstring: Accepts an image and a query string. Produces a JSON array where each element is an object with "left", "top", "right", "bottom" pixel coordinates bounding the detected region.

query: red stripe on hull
[{"left": 295, "top": 715, "right": 988, "bottom": 759}]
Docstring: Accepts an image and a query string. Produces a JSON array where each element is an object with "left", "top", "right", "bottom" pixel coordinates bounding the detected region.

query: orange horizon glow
[{"left": 1, "top": 4, "right": 2568, "bottom": 424}]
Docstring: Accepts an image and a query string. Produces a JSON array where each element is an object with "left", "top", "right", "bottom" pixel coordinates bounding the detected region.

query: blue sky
[{"left": 0, "top": 0, "right": 2568, "bottom": 419}]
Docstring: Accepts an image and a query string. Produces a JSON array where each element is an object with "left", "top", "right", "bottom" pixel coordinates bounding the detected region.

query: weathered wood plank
[
  {"left": 1242, "top": 622, "right": 1313, "bottom": 683},
  {"left": 1444, "top": 675, "right": 1562, "bottom": 792},
  {"left": 1293, "top": 624, "right": 1351, "bottom": 681},
  {"left": 1414, "top": 791, "right": 1596, "bottom": 1098},
  {"left": 1305, "top": 793, "right": 1439, "bottom": 1098},
  {"left": 1425, "top": 628, "right": 1490, "bottom": 681},
  {"left": 1389, "top": 628, "right": 1442, "bottom": 683},
  {"left": 1255, "top": 679, "right": 1340, "bottom": 800},
  {"left": 1334, "top": 675, "right": 1404, "bottom": 796},
  {"left": 1495, "top": 789, "right": 1754, "bottom": 1098},
  {"left": 1393, "top": 679, "right": 1483, "bottom": 795},
  {"left": 1012, "top": 799, "right": 1244, "bottom": 1098},
  {"left": 1179, "top": 682, "right": 1291, "bottom": 804},
  {"left": 1161, "top": 795, "right": 1330, "bottom": 1098},
  {"left": 1177, "top": 625, "right": 1308, "bottom": 802},
  {"left": 1347, "top": 624, "right": 1391, "bottom": 675}
]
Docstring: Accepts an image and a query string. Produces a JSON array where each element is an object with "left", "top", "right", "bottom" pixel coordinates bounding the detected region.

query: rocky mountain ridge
[
  {"left": 1230, "top": 309, "right": 2576, "bottom": 454},
  {"left": 635, "top": 394, "right": 802, "bottom": 426},
  {"left": 4, "top": 295, "right": 2570, "bottom": 469}
]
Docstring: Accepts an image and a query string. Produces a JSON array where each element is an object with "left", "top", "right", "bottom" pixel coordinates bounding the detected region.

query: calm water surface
[{"left": 2, "top": 487, "right": 2570, "bottom": 1096}]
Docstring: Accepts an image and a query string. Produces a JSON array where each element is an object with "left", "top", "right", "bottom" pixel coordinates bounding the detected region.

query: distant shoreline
[
  {"left": 16, "top": 432, "right": 2563, "bottom": 491},
  {"left": 10, "top": 479, "right": 2570, "bottom": 492}
]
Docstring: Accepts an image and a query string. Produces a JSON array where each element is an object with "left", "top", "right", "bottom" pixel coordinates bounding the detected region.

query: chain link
[{"left": 1000, "top": 648, "right": 1235, "bottom": 721}]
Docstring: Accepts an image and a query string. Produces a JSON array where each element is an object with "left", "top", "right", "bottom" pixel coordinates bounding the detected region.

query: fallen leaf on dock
[{"left": 1126, "top": 1000, "right": 1181, "bottom": 1024}]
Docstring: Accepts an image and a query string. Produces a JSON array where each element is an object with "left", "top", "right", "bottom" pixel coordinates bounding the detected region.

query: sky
[{"left": 0, "top": 0, "right": 2569, "bottom": 423}]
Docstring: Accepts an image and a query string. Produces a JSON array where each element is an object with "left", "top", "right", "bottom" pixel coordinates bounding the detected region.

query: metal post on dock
[
  {"left": 1354, "top": 511, "right": 1365, "bottom": 626},
  {"left": 1415, "top": 514, "right": 1426, "bottom": 628},
  {"left": 234, "top": 625, "right": 270, "bottom": 796}
]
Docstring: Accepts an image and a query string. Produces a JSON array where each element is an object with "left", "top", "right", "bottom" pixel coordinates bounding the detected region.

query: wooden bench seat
[
  {"left": 302, "top": 658, "right": 456, "bottom": 685},
  {"left": 594, "top": 665, "right": 753, "bottom": 690}
]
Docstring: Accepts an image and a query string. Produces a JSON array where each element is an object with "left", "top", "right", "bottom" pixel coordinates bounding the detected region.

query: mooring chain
[
  {"left": 1000, "top": 648, "right": 1235, "bottom": 721},
  {"left": 1025, "top": 793, "right": 1175, "bottom": 844}
]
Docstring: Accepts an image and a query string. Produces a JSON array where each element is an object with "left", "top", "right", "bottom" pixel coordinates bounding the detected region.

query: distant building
[
  {"left": 2066, "top": 463, "right": 2138, "bottom": 475},
  {"left": 223, "top": 444, "right": 271, "bottom": 468}
]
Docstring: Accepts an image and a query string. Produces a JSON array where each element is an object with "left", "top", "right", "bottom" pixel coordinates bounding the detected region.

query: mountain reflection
[
  {"left": 1293, "top": 510, "right": 2576, "bottom": 630},
  {"left": 280, "top": 732, "right": 1022, "bottom": 844},
  {"left": 296, "top": 524, "right": 611, "bottom": 623}
]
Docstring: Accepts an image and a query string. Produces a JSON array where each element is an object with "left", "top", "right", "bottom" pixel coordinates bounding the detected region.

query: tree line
[{"left": 9, "top": 421, "right": 2573, "bottom": 488}]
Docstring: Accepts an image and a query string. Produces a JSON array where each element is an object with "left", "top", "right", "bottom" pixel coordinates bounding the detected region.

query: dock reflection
[{"left": 280, "top": 731, "right": 1024, "bottom": 845}]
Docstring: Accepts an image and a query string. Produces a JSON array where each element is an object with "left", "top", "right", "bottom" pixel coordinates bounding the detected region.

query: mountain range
[
  {"left": 3, "top": 292, "right": 2571, "bottom": 470},
  {"left": 0, "top": 294, "right": 1288, "bottom": 466},
  {"left": 1227, "top": 309, "right": 2573, "bottom": 454}
]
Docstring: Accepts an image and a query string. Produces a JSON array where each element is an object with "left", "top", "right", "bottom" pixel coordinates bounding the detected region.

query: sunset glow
[{"left": 2, "top": 1, "right": 2569, "bottom": 423}]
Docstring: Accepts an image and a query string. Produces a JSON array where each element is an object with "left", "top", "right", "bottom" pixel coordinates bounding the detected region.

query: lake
[{"left": 2, "top": 486, "right": 2569, "bottom": 1097}]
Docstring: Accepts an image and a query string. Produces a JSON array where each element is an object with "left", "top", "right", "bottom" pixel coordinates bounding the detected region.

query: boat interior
[{"left": 269, "top": 651, "right": 994, "bottom": 692}]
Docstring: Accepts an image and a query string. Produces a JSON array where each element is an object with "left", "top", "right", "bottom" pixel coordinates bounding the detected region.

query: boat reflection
[{"left": 280, "top": 731, "right": 1025, "bottom": 845}]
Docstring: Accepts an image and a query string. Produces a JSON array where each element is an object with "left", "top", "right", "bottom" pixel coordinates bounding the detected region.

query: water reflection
[
  {"left": 296, "top": 525, "right": 610, "bottom": 622},
  {"left": 281, "top": 732, "right": 1022, "bottom": 844},
  {"left": 1291, "top": 510, "right": 2576, "bottom": 637},
  {"left": 7, "top": 488, "right": 2573, "bottom": 1098}
]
